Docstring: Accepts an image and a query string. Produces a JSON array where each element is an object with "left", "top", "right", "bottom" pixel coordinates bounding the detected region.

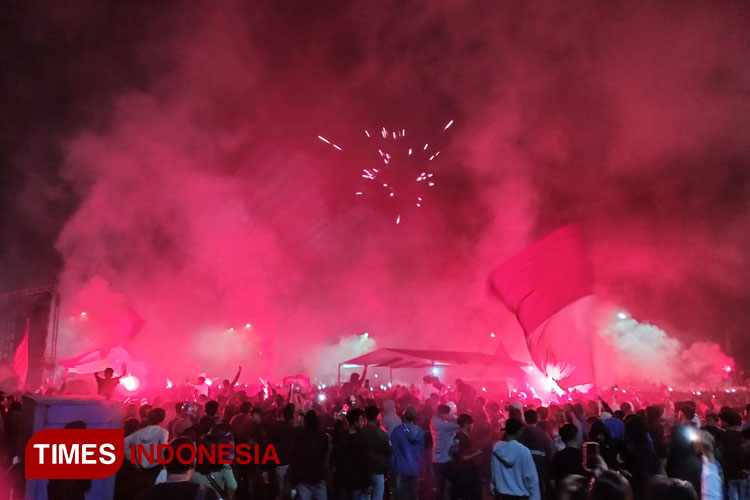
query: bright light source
[
  {"left": 363, "top": 332, "right": 369, "bottom": 338},
  {"left": 696, "top": 391, "right": 701, "bottom": 395},
  {"left": 431, "top": 366, "right": 440, "bottom": 376},
  {"left": 668, "top": 387, "right": 673, "bottom": 392},
  {"left": 81, "top": 312, "right": 87, "bottom": 317},
  {"left": 245, "top": 323, "right": 251, "bottom": 328},
  {"left": 387, "top": 382, "right": 392, "bottom": 388},
  {"left": 617, "top": 311, "right": 627, "bottom": 320},
  {"left": 374, "top": 374, "right": 378, "bottom": 378},
  {"left": 318, "top": 394, "right": 326, "bottom": 402},
  {"left": 121, "top": 375, "right": 139, "bottom": 392},
  {"left": 724, "top": 364, "right": 732, "bottom": 373},
  {"left": 490, "top": 332, "right": 496, "bottom": 338},
  {"left": 229, "top": 328, "right": 234, "bottom": 332},
  {"left": 482, "top": 387, "right": 486, "bottom": 392},
  {"left": 166, "top": 378, "right": 173, "bottom": 389}
]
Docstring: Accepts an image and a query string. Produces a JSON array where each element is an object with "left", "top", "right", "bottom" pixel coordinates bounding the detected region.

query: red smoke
[{"left": 30, "top": 1, "right": 748, "bottom": 387}]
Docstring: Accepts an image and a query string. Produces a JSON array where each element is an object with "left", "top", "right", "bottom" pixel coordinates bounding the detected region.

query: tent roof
[{"left": 340, "top": 347, "right": 523, "bottom": 369}]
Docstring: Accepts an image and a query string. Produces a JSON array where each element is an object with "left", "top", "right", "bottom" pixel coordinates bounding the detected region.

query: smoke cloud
[{"left": 2, "top": 1, "right": 748, "bottom": 387}]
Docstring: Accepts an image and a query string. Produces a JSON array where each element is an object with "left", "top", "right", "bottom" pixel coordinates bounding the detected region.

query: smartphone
[{"left": 582, "top": 441, "right": 600, "bottom": 472}]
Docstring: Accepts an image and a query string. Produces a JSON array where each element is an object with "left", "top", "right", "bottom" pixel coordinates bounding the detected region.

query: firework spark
[{"left": 318, "top": 135, "right": 342, "bottom": 151}]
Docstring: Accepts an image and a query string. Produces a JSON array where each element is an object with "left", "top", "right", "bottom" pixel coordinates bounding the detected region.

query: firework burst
[{"left": 318, "top": 120, "right": 454, "bottom": 224}]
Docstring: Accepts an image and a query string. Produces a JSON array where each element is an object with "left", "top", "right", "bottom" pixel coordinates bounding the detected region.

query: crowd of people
[{"left": 1, "top": 369, "right": 750, "bottom": 500}]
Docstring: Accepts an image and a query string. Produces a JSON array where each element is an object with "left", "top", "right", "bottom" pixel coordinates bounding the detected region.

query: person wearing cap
[
  {"left": 490, "top": 418, "right": 540, "bottom": 500},
  {"left": 390, "top": 406, "right": 424, "bottom": 500},
  {"left": 431, "top": 404, "right": 459, "bottom": 500}
]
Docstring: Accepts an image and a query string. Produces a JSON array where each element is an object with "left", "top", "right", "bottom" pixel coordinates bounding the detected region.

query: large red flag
[
  {"left": 491, "top": 225, "right": 595, "bottom": 388},
  {"left": 12, "top": 318, "right": 30, "bottom": 386}
]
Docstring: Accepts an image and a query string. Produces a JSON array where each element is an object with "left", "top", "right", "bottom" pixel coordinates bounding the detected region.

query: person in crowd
[
  {"left": 645, "top": 405, "right": 667, "bottom": 462},
  {"left": 139, "top": 404, "right": 153, "bottom": 428},
  {"left": 191, "top": 433, "right": 238, "bottom": 500},
  {"left": 421, "top": 375, "right": 440, "bottom": 401},
  {"left": 623, "top": 416, "right": 661, "bottom": 500},
  {"left": 696, "top": 430, "right": 723, "bottom": 500},
  {"left": 644, "top": 477, "right": 698, "bottom": 500},
  {"left": 390, "top": 406, "right": 425, "bottom": 500},
  {"left": 431, "top": 404, "right": 459, "bottom": 500},
  {"left": 449, "top": 414, "right": 482, "bottom": 500},
  {"left": 551, "top": 423, "right": 585, "bottom": 495},
  {"left": 360, "top": 405, "right": 392, "bottom": 500},
  {"left": 230, "top": 402, "right": 253, "bottom": 442},
  {"left": 490, "top": 418, "right": 540, "bottom": 500},
  {"left": 333, "top": 408, "right": 370, "bottom": 500},
  {"left": 124, "top": 407, "right": 169, "bottom": 493},
  {"left": 271, "top": 403, "right": 297, "bottom": 500},
  {"left": 188, "top": 373, "right": 211, "bottom": 399},
  {"left": 560, "top": 469, "right": 634, "bottom": 500},
  {"left": 290, "top": 410, "right": 329, "bottom": 500},
  {"left": 701, "top": 413, "right": 723, "bottom": 442},
  {"left": 94, "top": 364, "right": 127, "bottom": 399},
  {"left": 167, "top": 402, "right": 184, "bottom": 438},
  {"left": 136, "top": 437, "right": 220, "bottom": 500},
  {"left": 219, "top": 366, "right": 242, "bottom": 398},
  {"left": 518, "top": 408, "right": 554, "bottom": 499},
  {"left": 487, "top": 402, "right": 505, "bottom": 440},
  {"left": 603, "top": 409, "right": 626, "bottom": 443},
  {"left": 172, "top": 402, "right": 199, "bottom": 439},
  {"left": 206, "top": 400, "right": 220, "bottom": 420},
  {"left": 342, "top": 368, "right": 368, "bottom": 396},
  {"left": 666, "top": 422, "right": 704, "bottom": 495},
  {"left": 680, "top": 406, "right": 701, "bottom": 428},
  {"left": 382, "top": 399, "right": 402, "bottom": 436},
  {"left": 718, "top": 410, "right": 747, "bottom": 500},
  {"left": 455, "top": 380, "right": 476, "bottom": 406},
  {"left": 48, "top": 420, "right": 92, "bottom": 500}
]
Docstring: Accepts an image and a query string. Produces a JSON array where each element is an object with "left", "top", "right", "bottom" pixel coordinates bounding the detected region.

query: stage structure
[
  {"left": 338, "top": 346, "right": 526, "bottom": 385},
  {"left": 0, "top": 286, "right": 60, "bottom": 389}
]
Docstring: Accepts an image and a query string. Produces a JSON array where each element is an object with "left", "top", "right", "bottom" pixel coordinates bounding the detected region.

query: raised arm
[
  {"left": 356, "top": 365, "right": 368, "bottom": 387},
  {"left": 230, "top": 366, "right": 242, "bottom": 387}
]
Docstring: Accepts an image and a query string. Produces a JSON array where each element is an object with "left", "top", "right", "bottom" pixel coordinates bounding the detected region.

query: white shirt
[
  {"left": 124, "top": 425, "right": 169, "bottom": 468},
  {"left": 701, "top": 458, "right": 722, "bottom": 500},
  {"left": 190, "top": 382, "right": 210, "bottom": 397},
  {"left": 420, "top": 383, "right": 439, "bottom": 400}
]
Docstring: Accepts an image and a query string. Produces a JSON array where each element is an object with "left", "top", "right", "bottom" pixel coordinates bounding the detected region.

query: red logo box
[{"left": 25, "top": 429, "right": 124, "bottom": 479}]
